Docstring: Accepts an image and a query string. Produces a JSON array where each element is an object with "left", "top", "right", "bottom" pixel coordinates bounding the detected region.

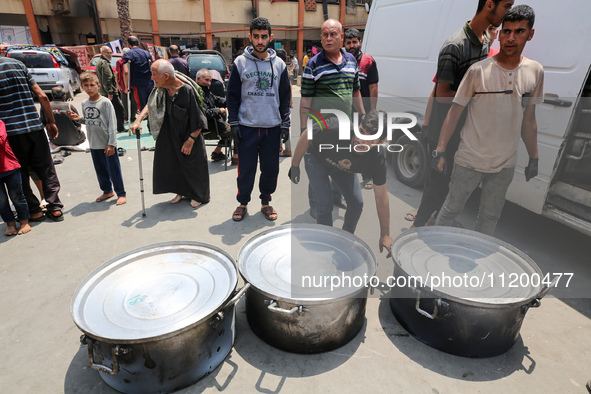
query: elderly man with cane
[{"left": 131, "top": 59, "right": 210, "bottom": 209}]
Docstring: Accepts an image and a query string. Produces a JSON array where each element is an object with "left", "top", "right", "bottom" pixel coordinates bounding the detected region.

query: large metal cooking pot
[
  {"left": 71, "top": 242, "right": 248, "bottom": 394},
  {"left": 238, "top": 224, "right": 377, "bottom": 354},
  {"left": 388, "top": 227, "right": 557, "bottom": 358}
]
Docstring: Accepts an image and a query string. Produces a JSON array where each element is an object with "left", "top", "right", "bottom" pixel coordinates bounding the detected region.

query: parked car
[
  {"left": 184, "top": 50, "right": 230, "bottom": 87},
  {"left": 7, "top": 48, "right": 81, "bottom": 99},
  {"left": 86, "top": 53, "right": 122, "bottom": 73}
]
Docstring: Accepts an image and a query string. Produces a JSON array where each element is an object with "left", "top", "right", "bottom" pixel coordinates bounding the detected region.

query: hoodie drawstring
[{"left": 253, "top": 55, "right": 275, "bottom": 89}]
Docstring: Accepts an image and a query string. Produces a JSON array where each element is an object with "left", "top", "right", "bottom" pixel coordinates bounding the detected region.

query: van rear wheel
[{"left": 393, "top": 134, "right": 427, "bottom": 188}]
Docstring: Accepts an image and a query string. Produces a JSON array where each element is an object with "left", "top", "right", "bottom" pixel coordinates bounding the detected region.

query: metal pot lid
[
  {"left": 391, "top": 227, "right": 543, "bottom": 304},
  {"left": 238, "top": 224, "right": 377, "bottom": 301},
  {"left": 71, "top": 242, "right": 237, "bottom": 341}
]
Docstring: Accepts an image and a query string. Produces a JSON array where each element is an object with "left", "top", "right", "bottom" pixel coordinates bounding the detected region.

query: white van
[{"left": 362, "top": 0, "right": 591, "bottom": 236}]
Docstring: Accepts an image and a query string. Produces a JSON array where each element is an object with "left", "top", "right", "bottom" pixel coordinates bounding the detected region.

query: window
[{"left": 9, "top": 52, "right": 54, "bottom": 68}]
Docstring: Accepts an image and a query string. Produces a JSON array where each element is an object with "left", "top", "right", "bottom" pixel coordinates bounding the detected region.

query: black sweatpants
[{"left": 236, "top": 125, "right": 280, "bottom": 206}]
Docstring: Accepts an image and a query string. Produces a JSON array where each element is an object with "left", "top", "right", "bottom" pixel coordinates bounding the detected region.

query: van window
[{"left": 9, "top": 52, "right": 54, "bottom": 68}]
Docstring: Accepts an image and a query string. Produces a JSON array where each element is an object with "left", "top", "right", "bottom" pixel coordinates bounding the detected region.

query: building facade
[{"left": 1, "top": 0, "right": 370, "bottom": 62}]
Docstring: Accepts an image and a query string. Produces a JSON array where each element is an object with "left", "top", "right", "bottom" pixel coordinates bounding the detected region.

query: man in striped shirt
[
  {"left": 299, "top": 19, "right": 366, "bottom": 233},
  {"left": 0, "top": 57, "right": 64, "bottom": 222}
]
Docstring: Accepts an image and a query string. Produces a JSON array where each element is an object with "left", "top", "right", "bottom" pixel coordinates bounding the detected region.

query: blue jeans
[
  {"left": 90, "top": 149, "right": 126, "bottom": 197},
  {"left": 307, "top": 158, "right": 342, "bottom": 211},
  {"left": 304, "top": 153, "right": 363, "bottom": 234},
  {"left": 436, "top": 164, "right": 515, "bottom": 235},
  {"left": 0, "top": 169, "right": 30, "bottom": 223}
]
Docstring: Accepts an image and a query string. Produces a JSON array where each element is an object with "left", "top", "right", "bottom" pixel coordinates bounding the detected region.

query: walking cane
[
  {"left": 135, "top": 127, "right": 147, "bottom": 218},
  {"left": 129, "top": 65, "right": 146, "bottom": 217}
]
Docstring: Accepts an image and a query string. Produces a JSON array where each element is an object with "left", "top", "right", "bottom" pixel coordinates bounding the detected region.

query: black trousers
[
  {"left": 109, "top": 93, "right": 125, "bottom": 132},
  {"left": 121, "top": 91, "right": 137, "bottom": 123},
  {"left": 8, "top": 129, "right": 63, "bottom": 214},
  {"left": 413, "top": 142, "right": 456, "bottom": 227}
]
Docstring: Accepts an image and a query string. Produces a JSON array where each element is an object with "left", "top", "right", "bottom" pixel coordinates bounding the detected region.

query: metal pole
[
  {"left": 136, "top": 130, "right": 147, "bottom": 217},
  {"left": 128, "top": 63, "right": 146, "bottom": 217}
]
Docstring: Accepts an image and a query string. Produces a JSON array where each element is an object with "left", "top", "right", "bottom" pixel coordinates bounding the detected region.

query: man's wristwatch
[
  {"left": 189, "top": 135, "right": 198, "bottom": 141},
  {"left": 432, "top": 150, "right": 445, "bottom": 158}
]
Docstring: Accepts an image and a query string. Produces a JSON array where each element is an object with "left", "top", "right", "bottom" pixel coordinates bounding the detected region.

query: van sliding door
[{"left": 546, "top": 66, "right": 591, "bottom": 222}]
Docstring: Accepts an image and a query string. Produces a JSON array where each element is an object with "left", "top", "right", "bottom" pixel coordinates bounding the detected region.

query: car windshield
[
  {"left": 188, "top": 55, "right": 225, "bottom": 71},
  {"left": 89, "top": 55, "right": 121, "bottom": 68},
  {"left": 9, "top": 52, "right": 54, "bottom": 68}
]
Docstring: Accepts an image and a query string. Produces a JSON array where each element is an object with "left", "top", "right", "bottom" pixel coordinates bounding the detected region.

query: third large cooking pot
[
  {"left": 388, "top": 227, "right": 557, "bottom": 358},
  {"left": 238, "top": 224, "right": 377, "bottom": 354}
]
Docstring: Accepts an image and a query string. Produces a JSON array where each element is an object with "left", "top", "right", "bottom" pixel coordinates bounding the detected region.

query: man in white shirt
[{"left": 433, "top": 5, "right": 543, "bottom": 235}]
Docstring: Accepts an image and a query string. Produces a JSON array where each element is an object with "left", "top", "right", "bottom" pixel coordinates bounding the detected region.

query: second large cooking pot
[
  {"left": 238, "top": 224, "right": 377, "bottom": 353},
  {"left": 388, "top": 227, "right": 556, "bottom": 358},
  {"left": 71, "top": 242, "right": 248, "bottom": 394}
]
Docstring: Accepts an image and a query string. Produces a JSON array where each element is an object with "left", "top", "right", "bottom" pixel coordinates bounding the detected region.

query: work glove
[
  {"left": 280, "top": 127, "right": 290, "bottom": 143},
  {"left": 525, "top": 158, "right": 538, "bottom": 182},
  {"left": 231, "top": 125, "right": 241, "bottom": 142},
  {"left": 288, "top": 166, "right": 300, "bottom": 184},
  {"left": 431, "top": 153, "right": 447, "bottom": 175}
]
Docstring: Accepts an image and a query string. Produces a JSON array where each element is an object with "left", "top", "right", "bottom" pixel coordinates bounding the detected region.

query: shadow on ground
[
  {"left": 209, "top": 215, "right": 277, "bottom": 246},
  {"left": 231, "top": 301, "right": 366, "bottom": 392},
  {"left": 377, "top": 297, "right": 537, "bottom": 382},
  {"left": 121, "top": 201, "right": 201, "bottom": 229}
]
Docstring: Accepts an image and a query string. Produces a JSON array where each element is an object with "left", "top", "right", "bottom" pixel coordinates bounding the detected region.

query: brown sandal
[
  {"left": 261, "top": 206, "right": 277, "bottom": 221},
  {"left": 232, "top": 206, "right": 247, "bottom": 221}
]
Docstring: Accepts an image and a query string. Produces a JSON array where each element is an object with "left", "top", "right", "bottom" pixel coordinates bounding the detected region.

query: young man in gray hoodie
[{"left": 227, "top": 17, "right": 291, "bottom": 222}]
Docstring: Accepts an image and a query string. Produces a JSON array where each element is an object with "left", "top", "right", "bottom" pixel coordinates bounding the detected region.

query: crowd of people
[{"left": 1, "top": 1, "right": 543, "bottom": 251}]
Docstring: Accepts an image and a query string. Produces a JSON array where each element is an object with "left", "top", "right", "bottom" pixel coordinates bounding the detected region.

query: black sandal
[{"left": 46, "top": 211, "right": 64, "bottom": 222}]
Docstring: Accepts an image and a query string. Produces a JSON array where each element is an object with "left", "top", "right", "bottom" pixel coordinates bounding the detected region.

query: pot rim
[
  {"left": 390, "top": 227, "right": 548, "bottom": 308},
  {"left": 237, "top": 223, "right": 378, "bottom": 301},
  {"left": 242, "top": 276, "right": 371, "bottom": 306},
  {"left": 391, "top": 264, "right": 543, "bottom": 309},
  {"left": 71, "top": 241, "right": 239, "bottom": 344}
]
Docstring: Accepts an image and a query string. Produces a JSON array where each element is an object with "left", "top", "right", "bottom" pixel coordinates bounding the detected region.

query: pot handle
[
  {"left": 80, "top": 335, "right": 130, "bottom": 375},
  {"left": 265, "top": 300, "right": 309, "bottom": 314},
  {"left": 529, "top": 275, "right": 560, "bottom": 308},
  {"left": 415, "top": 290, "right": 448, "bottom": 320},
  {"left": 222, "top": 283, "right": 251, "bottom": 309}
]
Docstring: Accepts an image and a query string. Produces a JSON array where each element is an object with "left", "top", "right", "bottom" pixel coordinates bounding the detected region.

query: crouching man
[{"left": 289, "top": 111, "right": 392, "bottom": 253}]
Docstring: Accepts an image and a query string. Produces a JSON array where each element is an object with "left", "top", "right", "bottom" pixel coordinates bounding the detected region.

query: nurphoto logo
[{"left": 304, "top": 109, "right": 419, "bottom": 153}]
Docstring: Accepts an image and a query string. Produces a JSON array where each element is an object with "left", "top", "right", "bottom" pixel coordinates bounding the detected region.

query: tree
[{"left": 117, "top": 0, "right": 132, "bottom": 47}]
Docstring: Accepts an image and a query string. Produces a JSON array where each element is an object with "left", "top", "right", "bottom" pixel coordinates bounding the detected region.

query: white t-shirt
[
  {"left": 81, "top": 96, "right": 117, "bottom": 150},
  {"left": 452, "top": 56, "right": 544, "bottom": 173}
]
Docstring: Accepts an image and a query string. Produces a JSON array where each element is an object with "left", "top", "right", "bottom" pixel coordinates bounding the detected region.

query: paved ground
[{"left": 1, "top": 89, "right": 590, "bottom": 393}]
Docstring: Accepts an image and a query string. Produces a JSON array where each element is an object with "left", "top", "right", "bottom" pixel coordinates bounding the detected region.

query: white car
[{"left": 7, "top": 49, "right": 81, "bottom": 99}]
